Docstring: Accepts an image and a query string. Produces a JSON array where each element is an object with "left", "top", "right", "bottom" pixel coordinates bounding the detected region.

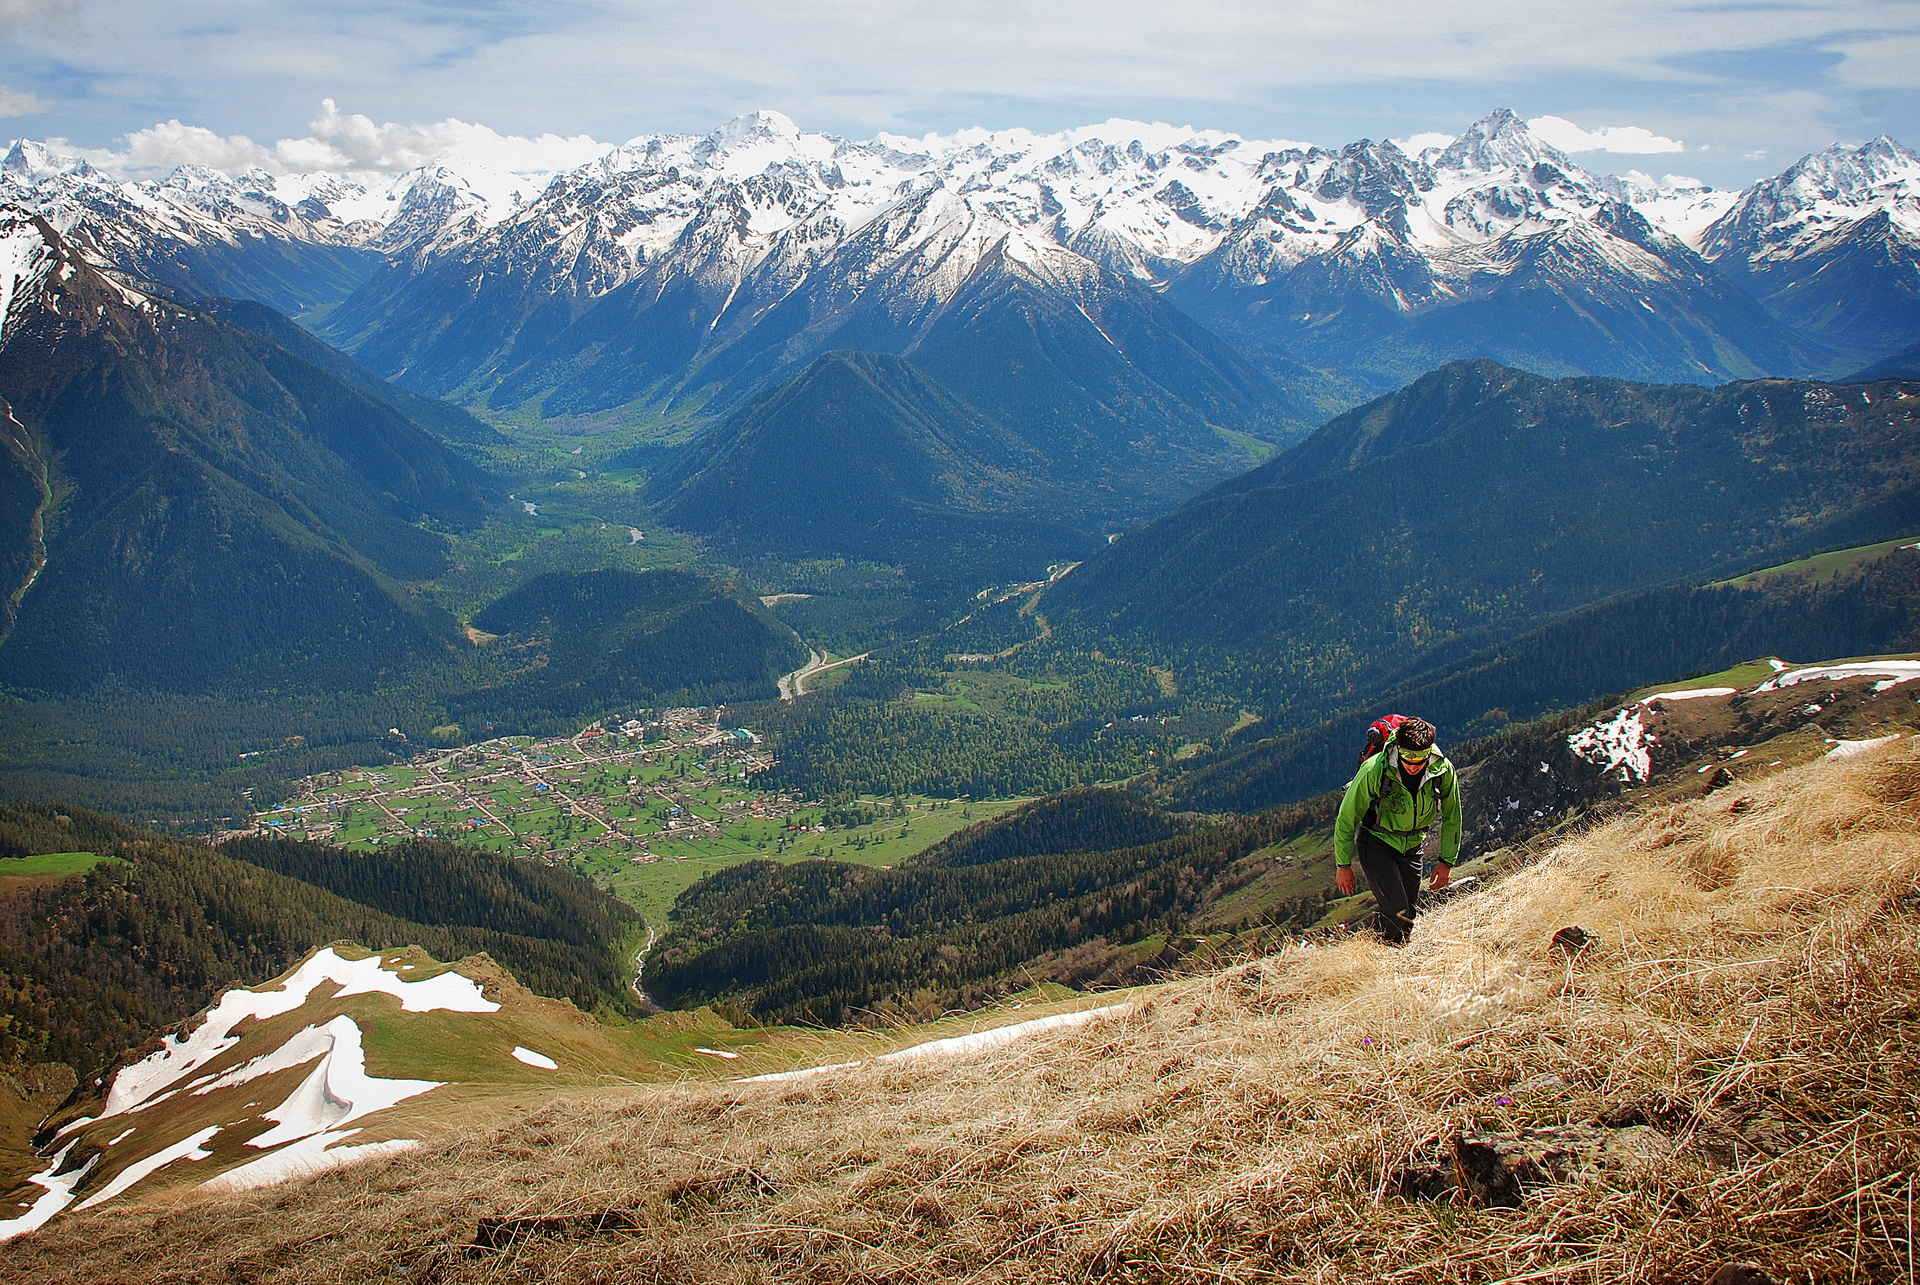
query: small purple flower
[
  {"left": 1495, "top": 1095, "right": 1514, "bottom": 1106},
  {"left": 1361, "top": 1037, "right": 1374, "bottom": 1047}
]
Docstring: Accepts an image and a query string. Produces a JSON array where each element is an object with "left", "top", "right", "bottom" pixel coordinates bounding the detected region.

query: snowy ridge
[
  {"left": 0, "top": 205, "right": 58, "bottom": 347},
  {"left": 1567, "top": 658, "right": 1920, "bottom": 790},
  {"left": 10, "top": 108, "right": 1873, "bottom": 319},
  {"left": 1702, "top": 136, "right": 1920, "bottom": 264}
]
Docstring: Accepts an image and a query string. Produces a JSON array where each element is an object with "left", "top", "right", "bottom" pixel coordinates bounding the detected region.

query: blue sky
[{"left": 1, "top": 0, "right": 1915, "bottom": 186}]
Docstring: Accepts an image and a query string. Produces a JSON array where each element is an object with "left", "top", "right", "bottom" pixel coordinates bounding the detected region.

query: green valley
[{"left": 245, "top": 709, "right": 1026, "bottom": 927}]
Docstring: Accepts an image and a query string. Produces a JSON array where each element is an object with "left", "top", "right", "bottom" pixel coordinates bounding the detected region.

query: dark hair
[{"left": 1397, "top": 717, "right": 1436, "bottom": 751}]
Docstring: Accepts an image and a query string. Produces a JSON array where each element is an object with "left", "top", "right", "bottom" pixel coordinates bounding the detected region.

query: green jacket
[{"left": 1333, "top": 746, "right": 1463, "bottom": 868}]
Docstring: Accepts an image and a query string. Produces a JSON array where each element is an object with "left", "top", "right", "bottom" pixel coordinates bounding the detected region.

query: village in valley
[{"left": 243, "top": 708, "right": 1023, "bottom": 923}]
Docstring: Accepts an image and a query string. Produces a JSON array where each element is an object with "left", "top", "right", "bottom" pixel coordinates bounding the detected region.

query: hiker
[{"left": 1333, "top": 716, "right": 1462, "bottom": 945}]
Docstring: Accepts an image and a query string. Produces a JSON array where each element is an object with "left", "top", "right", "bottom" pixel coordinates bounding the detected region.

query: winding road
[{"left": 777, "top": 648, "right": 869, "bottom": 701}]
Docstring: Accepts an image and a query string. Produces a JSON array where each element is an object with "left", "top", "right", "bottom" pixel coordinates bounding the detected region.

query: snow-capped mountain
[
  {"left": 6, "top": 110, "right": 1917, "bottom": 417},
  {"left": 1698, "top": 137, "right": 1920, "bottom": 361},
  {"left": 0, "top": 138, "right": 554, "bottom": 315}
]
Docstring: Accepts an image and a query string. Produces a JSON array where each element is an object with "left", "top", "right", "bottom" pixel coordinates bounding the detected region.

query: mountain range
[
  {"left": 7, "top": 110, "right": 1920, "bottom": 580},
  {"left": 9, "top": 112, "right": 1918, "bottom": 407}
]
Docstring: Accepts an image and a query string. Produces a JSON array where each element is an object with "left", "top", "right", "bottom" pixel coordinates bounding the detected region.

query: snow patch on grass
[
  {"left": 741, "top": 1003, "right": 1132, "bottom": 1084},
  {"left": 1827, "top": 734, "right": 1904, "bottom": 760},
  {"left": 73, "top": 1126, "right": 217, "bottom": 1212},
  {"left": 1754, "top": 661, "right": 1920, "bottom": 692},
  {"left": 102, "top": 947, "right": 494, "bottom": 1118},
  {"left": 1567, "top": 706, "right": 1654, "bottom": 784},
  {"left": 0, "top": 1143, "right": 94, "bottom": 1242},
  {"left": 1640, "top": 686, "right": 1734, "bottom": 702},
  {"left": 201, "top": 1130, "right": 418, "bottom": 1194},
  {"left": 511, "top": 1046, "right": 558, "bottom": 1070},
  {"left": 246, "top": 1016, "right": 441, "bottom": 1150}
]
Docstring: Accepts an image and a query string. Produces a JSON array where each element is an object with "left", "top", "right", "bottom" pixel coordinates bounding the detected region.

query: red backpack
[{"left": 1359, "top": 714, "right": 1411, "bottom": 767}]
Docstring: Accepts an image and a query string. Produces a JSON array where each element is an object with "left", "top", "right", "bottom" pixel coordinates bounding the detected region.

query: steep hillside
[
  {"left": 662, "top": 351, "right": 1090, "bottom": 575},
  {"left": 0, "top": 805, "right": 641, "bottom": 1085},
  {"left": 1, "top": 944, "right": 662, "bottom": 1236},
  {"left": 0, "top": 209, "right": 490, "bottom": 693},
  {"left": 1164, "top": 540, "right": 1920, "bottom": 811},
  {"left": 1051, "top": 361, "right": 1920, "bottom": 716},
  {"left": 10, "top": 736, "right": 1917, "bottom": 1280},
  {"left": 650, "top": 651, "right": 1920, "bottom": 1025},
  {"left": 204, "top": 300, "right": 507, "bottom": 445}
]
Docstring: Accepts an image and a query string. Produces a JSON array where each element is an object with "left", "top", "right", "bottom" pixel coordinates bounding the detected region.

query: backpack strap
[{"left": 1361, "top": 751, "right": 1393, "bottom": 833}]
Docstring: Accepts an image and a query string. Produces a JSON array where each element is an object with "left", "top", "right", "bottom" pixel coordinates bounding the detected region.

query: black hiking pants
[{"left": 1356, "top": 830, "right": 1422, "bottom": 945}]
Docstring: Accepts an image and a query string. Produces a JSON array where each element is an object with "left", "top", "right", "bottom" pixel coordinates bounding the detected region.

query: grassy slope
[
  {"left": 0, "top": 851, "right": 117, "bottom": 895},
  {"left": 14, "top": 742, "right": 1919, "bottom": 1282},
  {"left": 1719, "top": 534, "right": 1920, "bottom": 588}
]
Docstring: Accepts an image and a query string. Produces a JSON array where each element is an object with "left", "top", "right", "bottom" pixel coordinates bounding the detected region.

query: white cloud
[
  {"left": 1393, "top": 131, "right": 1455, "bottom": 156},
  {"left": 84, "top": 100, "right": 612, "bottom": 179},
  {"left": 282, "top": 98, "right": 609, "bottom": 176},
  {"left": 1528, "top": 114, "right": 1684, "bottom": 154},
  {"left": 120, "top": 120, "right": 272, "bottom": 172},
  {"left": 0, "top": 84, "right": 45, "bottom": 117}
]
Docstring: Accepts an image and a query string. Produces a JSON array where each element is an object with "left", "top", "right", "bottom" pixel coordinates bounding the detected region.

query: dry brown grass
[{"left": 15, "top": 748, "right": 1920, "bottom": 1283}]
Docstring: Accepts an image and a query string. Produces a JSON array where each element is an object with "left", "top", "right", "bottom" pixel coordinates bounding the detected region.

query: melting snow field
[
  {"left": 0, "top": 1143, "right": 94, "bottom": 1241},
  {"left": 1640, "top": 686, "right": 1736, "bottom": 702},
  {"left": 243, "top": 1016, "right": 442, "bottom": 1150},
  {"left": 511, "top": 1046, "right": 559, "bottom": 1070},
  {"left": 102, "top": 947, "right": 496, "bottom": 1117},
  {"left": 201, "top": 1130, "right": 419, "bottom": 1194},
  {"left": 1567, "top": 706, "right": 1654, "bottom": 784},
  {"left": 73, "top": 1127, "right": 218, "bottom": 1212},
  {"left": 740, "top": 1003, "right": 1131, "bottom": 1084},
  {"left": 1827, "top": 734, "right": 1906, "bottom": 760},
  {"left": 0, "top": 950, "right": 498, "bottom": 1235},
  {"left": 1753, "top": 661, "right": 1920, "bottom": 692}
]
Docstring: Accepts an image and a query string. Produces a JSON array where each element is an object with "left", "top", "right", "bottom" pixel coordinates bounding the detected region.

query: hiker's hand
[
  {"left": 1430, "top": 863, "right": 1452, "bottom": 892},
  {"left": 1335, "top": 866, "right": 1356, "bottom": 896}
]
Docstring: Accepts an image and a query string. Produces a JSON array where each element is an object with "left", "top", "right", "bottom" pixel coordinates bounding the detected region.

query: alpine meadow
[{"left": 2, "top": 4, "right": 1919, "bottom": 1280}]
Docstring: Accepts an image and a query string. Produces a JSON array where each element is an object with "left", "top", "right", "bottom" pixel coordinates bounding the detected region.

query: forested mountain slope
[
  {"left": 1050, "top": 360, "right": 1920, "bottom": 716},
  {"left": 662, "top": 352, "right": 1091, "bottom": 576},
  {"left": 650, "top": 651, "right": 1920, "bottom": 1026},
  {"left": 1163, "top": 540, "right": 1920, "bottom": 811},
  {"left": 0, "top": 210, "right": 490, "bottom": 694},
  {"left": 459, "top": 568, "right": 807, "bottom": 719},
  {"left": 0, "top": 803, "right": 640, "bottom": 1085}
]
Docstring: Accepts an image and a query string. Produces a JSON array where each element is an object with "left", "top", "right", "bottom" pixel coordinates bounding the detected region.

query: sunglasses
[{"left": 1399, "top": 748, "right": 1431, "bottom": 764}]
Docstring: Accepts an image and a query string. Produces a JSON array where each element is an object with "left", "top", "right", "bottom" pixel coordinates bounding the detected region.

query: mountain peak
[
  {"left": 708, "top": 109, "right": 803, "bottom": 146},
  {"left": 2, "top": 139, "right": 98, "bottom": 185},
  {"left": 1436, "top": 108, "right": 1569, "bottom": 174}
]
